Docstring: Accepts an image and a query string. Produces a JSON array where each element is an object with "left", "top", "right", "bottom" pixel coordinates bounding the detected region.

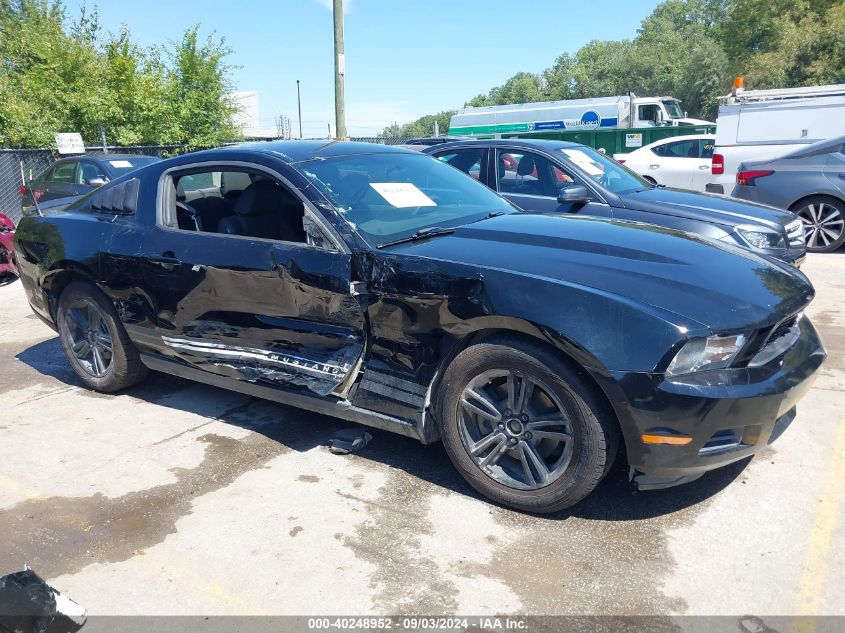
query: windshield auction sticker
[
  {"left": 561, "top": 149, "right": 604, "bottom": 176},
  {"left": 109, "top": 160, "right": 133, "bottom": 168},
  {"left": 370, "top": 182, "right": 436, "bottom": 208}
]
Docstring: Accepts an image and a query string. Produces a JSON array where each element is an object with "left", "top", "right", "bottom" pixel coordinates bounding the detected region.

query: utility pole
[
  {"left": 296, "top": 79, "right": 303, "bottom": 139},
  {"left": 333, "top": 0, "right": 347, "bottom": 140}
]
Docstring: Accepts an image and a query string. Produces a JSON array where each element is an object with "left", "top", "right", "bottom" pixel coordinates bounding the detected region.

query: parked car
[
  {"left": 0, "top": 212, "right": 17, "bottom": 280},
  {"left": 731, "top": 136, "right": 845, "bottom": 253},
  {"left": 706, "top": 83, "right": 845, "bottom": 195},
  {"left": 20, "top": 154, "right": 161, "bottom": 209},
  {"left": 403, "top": 136, "right": 465, "bottom": 146},
  {"left": 14, "top": 141, "right": 825, "bottom": 513},
  {"left": 424, "top": 139, "right": 806, "bottom": 266},
  {"left": 614, "top": 134, "right": 715, "bottom": 191}
]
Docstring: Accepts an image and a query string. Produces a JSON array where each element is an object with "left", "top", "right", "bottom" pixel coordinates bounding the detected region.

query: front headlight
[
  {"left": 666, "top": 334, "right": 747, "bottom": 376},
  {"left": 735, "top": 226, "right": 786, "bottom": 250}
]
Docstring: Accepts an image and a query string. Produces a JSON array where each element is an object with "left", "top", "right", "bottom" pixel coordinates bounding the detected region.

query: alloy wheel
[
  {"left": 797, "top": 202, "right": 844, "bottom": 250},
  {"left": 458, "top": 369, "right": 574, "bottom": 490},
  {"left": 63, "top": 298, "right": 114, "bottom": 377}
]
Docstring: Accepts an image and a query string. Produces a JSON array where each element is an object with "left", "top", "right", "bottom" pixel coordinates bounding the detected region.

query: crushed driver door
[{"left": 140, "top": 226, "right": 365, "bottom": 397}]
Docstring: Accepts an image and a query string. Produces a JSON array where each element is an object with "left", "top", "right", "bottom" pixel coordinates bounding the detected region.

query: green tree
[
  {"left": 381, "top": 0, "right": 845, "bottom": 136},
  {"left": 486, "top": 72, "right": 546, "bottom": 104},
  {"left": 0, "top": 2, "right": 241, "bottom": 148},
  {"left": 378, "top": 110, "right": 455, "bottom": 139},
  {"left": 164, "top": 25, "right": 240, "bottom": 148}
]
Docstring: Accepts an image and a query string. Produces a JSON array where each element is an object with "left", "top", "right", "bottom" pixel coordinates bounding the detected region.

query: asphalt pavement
[{"left": 0, "top": 254, "right": 842, "bottom": 622}]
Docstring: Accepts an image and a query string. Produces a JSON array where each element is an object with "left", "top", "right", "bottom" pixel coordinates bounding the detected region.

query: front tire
[
  {"left": 57, "top": 281, "right": 148, "bottom": 392},
  {"left": 436, "top": 338, "right": 618, "bottom": 513},
  {"left": 791, "top": 196, "right": 845, "bottom": 253}
]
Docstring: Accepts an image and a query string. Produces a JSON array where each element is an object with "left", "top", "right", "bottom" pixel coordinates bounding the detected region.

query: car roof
[
  {"left": 423, "top": 138, "right": 585, "bottom": 153},
  {"left": 53, "top": 154, "right": 160, "bottom": 163},
  {"left": 93, "top": 153, "right": 160, "bottom": 160},
  {"left": 217, "top": 140, "right": 416, "bottom": 162},
  {"left": 647, "top": 134, "right": 714, "bottom": 146},
  {"left": 783, "top": 134, "right": 845, "bottom": 159}
]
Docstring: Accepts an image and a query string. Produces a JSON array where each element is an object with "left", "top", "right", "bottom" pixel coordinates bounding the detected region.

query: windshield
[
  {"left": 558, "top": 147, "right": 650, "bottom": 193},
  {"left": 662, "top": 100, "right": 684, "bottom": 119},
  {"left": 299, "top": 153, "right": 514, "bottom": 245},
  {"left": 106, "top": 156, "right": 160, "bottom": 176}
]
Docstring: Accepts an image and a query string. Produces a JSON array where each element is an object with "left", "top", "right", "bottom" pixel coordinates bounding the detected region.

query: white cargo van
[{"left": 706, "top": 83, "right": 845, "bottom": 194}]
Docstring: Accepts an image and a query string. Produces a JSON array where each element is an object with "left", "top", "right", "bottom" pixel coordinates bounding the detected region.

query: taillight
[
  {"left": 617, "top": 158, "right": 626, "bottom": 164},
  {"left": 18, "top": 186, "right": 25, "bottom": 197},
  {"left": 33, "top": 189, "right": 44, "bottom": 201},
  {"left": 736, "top": 170, "right": 774, "bottom": 186},
  {"left": 711, "top": 153, "right": 724, "bottom": 175}
]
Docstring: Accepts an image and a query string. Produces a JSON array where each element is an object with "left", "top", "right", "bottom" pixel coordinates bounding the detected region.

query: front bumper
[{"left": 604, "top": 315, "right": 826, "bottom": 489}]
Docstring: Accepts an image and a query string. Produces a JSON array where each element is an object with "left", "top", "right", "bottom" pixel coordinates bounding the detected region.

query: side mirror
[
  {"left": 557, "top": 185, "right": 590, "bottom": 206},
  {"left": 86, "top": 177, "right": 107, "bottom": 187}
]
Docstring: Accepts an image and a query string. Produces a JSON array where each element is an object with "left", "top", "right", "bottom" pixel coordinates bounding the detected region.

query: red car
[{"left": 0, "top": 212, "right": 18, "bottom": 279}]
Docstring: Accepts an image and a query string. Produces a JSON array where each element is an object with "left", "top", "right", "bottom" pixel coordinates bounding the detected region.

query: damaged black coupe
[{"left": 14, "top": 141, "right": 826, "bottom": 513}]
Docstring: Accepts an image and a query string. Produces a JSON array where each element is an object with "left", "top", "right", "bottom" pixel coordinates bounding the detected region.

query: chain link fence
[
  {"left": 1, "top": 139, "right": 410, "bottom": 225},
  {"left": 1, "top": 145, "right": 188, "bottom": 225}
]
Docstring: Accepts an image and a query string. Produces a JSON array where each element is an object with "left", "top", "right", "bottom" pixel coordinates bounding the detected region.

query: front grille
[{"left": 785, "top": 219, "right": 804, "bottom": 246}]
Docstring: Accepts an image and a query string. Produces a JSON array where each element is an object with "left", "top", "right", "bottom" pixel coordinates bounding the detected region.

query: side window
[
  {"left": 700, "top": 140, "right": 715, "bottom": 159},
  {"left": 496, "top": 150, "right": 559, "bottom": 197},
  {"left": 77, "top": 161, "right": 107, "bottom": 185},
  {"left": 434, "top": 149, "right": 484, "bottom": 180},
  {"left": 177, "top": 172, "right": 218, "bottom": 202},
  {"left": 551, "top": 165, "right": 577, "bottom": 187},
  {"left": 163, "top": 167, "right": 311, "bottom": 245},
  {"left": 653, "top": 140, "right": 698, "bottom": 158},
  {"left": 638, "top": 104, "right": 659, "bottom": 124},
  {"left": 50, "top": 161, "right": 77, "bottom": 183}
]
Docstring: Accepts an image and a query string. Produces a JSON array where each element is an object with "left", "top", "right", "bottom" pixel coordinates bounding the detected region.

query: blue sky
[{"left": 69, "top": 0, "right": 662, "bottom": 137}]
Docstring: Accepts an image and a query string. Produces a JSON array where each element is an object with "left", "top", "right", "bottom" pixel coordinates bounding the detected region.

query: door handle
[
  {"left": 649, "top": 164, "right": 660, "bottom": 169},
  {"left": 148, "top": 252, "right": 181, "bottom": 270},
  {"left": 838, "top": 173, "right": 845, "bottom": 180},
  {"left": 698, "top": 165, "right": 710, "bottom": 170}
]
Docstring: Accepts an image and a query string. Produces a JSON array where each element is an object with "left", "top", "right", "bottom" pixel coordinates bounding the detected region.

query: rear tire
[
  {"left": 57, "top": 281, "right": 148, "bottom": 392},
  {"left": 436, "top": 338, "right": 618, "bottom": 513},
  {"left": 791, "top": 196, "right": 845, "bottom": 253}
]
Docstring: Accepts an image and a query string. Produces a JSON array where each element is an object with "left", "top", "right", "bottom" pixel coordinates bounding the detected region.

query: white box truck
[{"left": 706, "top": 82, "right": 845, "bottom": 194}]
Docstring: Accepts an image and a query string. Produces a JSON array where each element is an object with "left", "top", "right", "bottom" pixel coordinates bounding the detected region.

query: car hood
[
  {"left": 618, "top": 187, "right": 794, "bottom": 232},
  {"left": 386, "top": 213, "right": 813, "bottom": 331}
]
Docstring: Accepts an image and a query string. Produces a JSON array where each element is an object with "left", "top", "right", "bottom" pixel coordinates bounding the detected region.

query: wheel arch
[
  {"left": 41, "top": 262, "right": 100, "bottom": 321},
  {"left": 422, "top": 317, "right": 624, "bottom": 450},
  {"left": 788, "top": 191, "right": 845, "bottom": 212}
]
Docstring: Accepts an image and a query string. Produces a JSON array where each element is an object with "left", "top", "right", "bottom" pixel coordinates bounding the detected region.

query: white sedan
[{"left": 614, "top": 134, "right": 715, "bottom": 192}]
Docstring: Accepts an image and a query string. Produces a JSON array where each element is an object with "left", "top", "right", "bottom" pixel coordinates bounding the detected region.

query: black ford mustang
[{"left": 14, "top": 141, "right": 826, "bottom": 513}]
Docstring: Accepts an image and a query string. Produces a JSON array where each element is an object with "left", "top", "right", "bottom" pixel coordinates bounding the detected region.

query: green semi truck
[{"left": 448, "top": 95, "right": 715, "bottom": 155}]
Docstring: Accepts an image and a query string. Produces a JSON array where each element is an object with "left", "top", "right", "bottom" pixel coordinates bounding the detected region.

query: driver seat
[{"left": 217, "top": 180, "right": 305, "bottom": 242}]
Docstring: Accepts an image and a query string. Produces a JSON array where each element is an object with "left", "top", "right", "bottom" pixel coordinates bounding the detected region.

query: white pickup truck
[{"left": 706, "top": 83, "right": 845, "bottom": 194}]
